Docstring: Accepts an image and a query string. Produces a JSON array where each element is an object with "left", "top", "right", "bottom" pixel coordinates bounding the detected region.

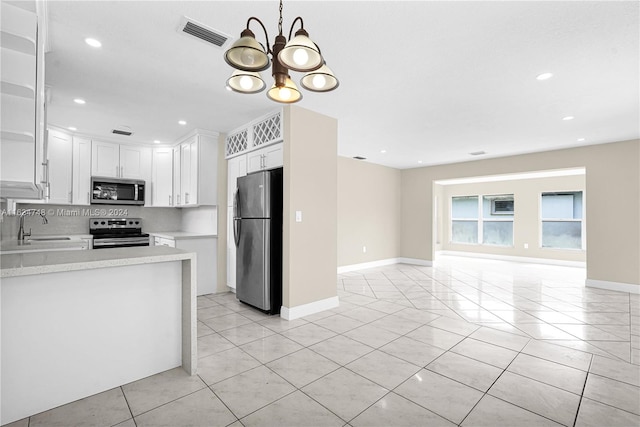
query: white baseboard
[
  {"left": 337, "top": 257, "right": 432, "bottom": 274},
  {"left": 280, "top": 296, "right": 340, "bottom": 320},
  {"left": 586, "top": 279, "right": 640, "bottom": 294},
  {"left": 437, "top": 250, "right": 586, "bottom": 268},
  {"left": 397, "top": 257, "right": 433, "bottom": 267}
]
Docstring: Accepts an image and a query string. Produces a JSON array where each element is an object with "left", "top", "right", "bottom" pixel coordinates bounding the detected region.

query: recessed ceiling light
[
  {"left": 178, "top": 120, "right": 187, "bottom": 125},
  {"left": 153, "top": 140, "right": 161, "bottom": 144},
  {"left": 380, "top": 149, "right": 387, "bottom": 154},
  {"left": 562, "top": 116, "right": 574, "bottom": 121},
  {"left": 536, "top": 72, "right": 553, "bottom": 81},
  {"left": 74, "top": 98, "right": 86, "bottom": 105},
  {"left": 85, "top": 38, "right": 102, "bottom": 48},
  {"left": 469, "top": 151, "right": 486, "bottom": 156},
  {"left": 68, "top": 126, "right": 77, "bottom": 131},
  {"left": 577, "top": 138, "right": 585, "bottom": 142},
  {"left": 418, "top": 160, "right": 423, "bottom": 164}
]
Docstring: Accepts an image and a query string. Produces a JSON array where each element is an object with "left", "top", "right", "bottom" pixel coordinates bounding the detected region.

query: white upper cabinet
[
  {"left": 120, "top": 145, "right": 151, "bottom": 180},
  {"left": 0, "top": 2, "right": 46, "bottom": 199},
  {"left": 227, "top": 154, "right": 247, "bottom": 207},
  {"left": 46, "top": 130, "right": 73, "bottom": 204},
  {"left": 172, "top": 145, "right": 181, "bottom": 206},
  {"left": 174, "top": 132, "right": 218, "bottom": 208},
  {"left": 72, "top": 136, "right": 92, "bottom": 205},
  {"left": 91, "top": 141, "right": 119, "bottom": 177},
  {"left": 151, "top": 147, "right": 173, "bottom": 207},
  {"left": 91, "top": 141, "right": 151, "bottom": 181},
  {"left": 246, "top": 143, "right": 283, "bottom": 174}
]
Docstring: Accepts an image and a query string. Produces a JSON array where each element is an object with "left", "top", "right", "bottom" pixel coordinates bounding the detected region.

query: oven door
[{"left": 92, "top": 236, "right": 150, "bottom": 249}]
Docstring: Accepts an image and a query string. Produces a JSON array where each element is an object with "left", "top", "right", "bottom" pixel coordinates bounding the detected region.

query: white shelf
[
  {"left": 1, "top": 130, "right": 35, "bottom": 143},
  {"left": 1, "top": 48, "right": 36, "bottom": 98},
  {"left": 0, "top": 3, "right": 37, "bottom": 55}
]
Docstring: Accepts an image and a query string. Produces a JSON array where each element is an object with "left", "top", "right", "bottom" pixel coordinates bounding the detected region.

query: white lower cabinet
[{"left": 152, "top": 235, "right": 217, "bottom": 296}]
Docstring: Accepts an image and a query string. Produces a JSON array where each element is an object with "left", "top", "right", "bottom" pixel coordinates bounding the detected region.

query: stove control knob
[
  {"left": 101, "top": 221, "right": 106, "bottom": 225},
  {"left": 128, "top": 221, "right": 133, "bottom": 225},
  {"left": 135, "top": 221, "right": 139, "bottom": 225},
  {"left": 93, "top": 221, "right": 98, "bottom": 225}
]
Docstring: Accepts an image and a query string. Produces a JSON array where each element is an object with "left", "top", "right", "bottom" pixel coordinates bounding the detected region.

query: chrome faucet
[{"left": 18, "top": 209, "right": 48, "bottom": 241}]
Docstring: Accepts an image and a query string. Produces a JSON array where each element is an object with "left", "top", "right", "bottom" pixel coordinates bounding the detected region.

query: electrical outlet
[
  {"left": 524, "top": 243, "right": 529, "bottom": 249},
  {"left": 363, "top": 246, "right": 367, "bottom": 253},
  {"left": 295, "top": 211, "right": 302, "bottom": 222}
]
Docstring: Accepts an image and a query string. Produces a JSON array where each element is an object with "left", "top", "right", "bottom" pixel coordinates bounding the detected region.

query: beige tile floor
[{"left": 6, "top": 255, "right": 640, "bottom": 427}]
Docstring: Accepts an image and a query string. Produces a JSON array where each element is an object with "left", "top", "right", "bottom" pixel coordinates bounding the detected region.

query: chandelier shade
[
  {"left": 267, "top": 77, "right": 302, "bottom": 104},
  {"left": 278, "top": 29, "right": 323, "bottom": 72},
  {"left": 224, "top": 0, "right": 338, "bottom": 104},
  {"left": 224, "top": 30, "right": 270, "bottom": 72},
  {"left": 300, "top": 63, "right": 339, "bottom": 92},
  {"left": 226, "top": 70, "right": 266, "bottom": 94}
]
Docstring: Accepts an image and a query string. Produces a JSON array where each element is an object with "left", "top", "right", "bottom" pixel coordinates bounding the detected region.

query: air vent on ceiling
[
  {"left": 112, "top": 127, "right": 133, "bottom": 136},
  {"left": 353, "top": 156, "right": 367, "bottom": 160},
  {"left": 179, "top": 16, "right": 231, "bottom": 48},
  {"left": 469, "top": 151, "right": 486, "bottom": 156}
]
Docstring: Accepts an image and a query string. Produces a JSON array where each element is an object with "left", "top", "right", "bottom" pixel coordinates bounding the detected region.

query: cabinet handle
[
  {"left": 120, "top": 166, "right": 124, "bottom": 177},
  {"left": 87, "top": 192, "right": 90, "bottom": 204},
  {"left": 116, "top": 165, "right": 119, "bottom": 177},
  {"left": 185, "top": 192, "right": 189, "bottom": 204},
  {"left": 169, "top": 195, "right": 172, "bottom": 206},
  {"left": 69, "top": 191, "right": 73, "bottom": 203},
  {"left": 177, "top": 194, "right": 180, "bottom": 205}
]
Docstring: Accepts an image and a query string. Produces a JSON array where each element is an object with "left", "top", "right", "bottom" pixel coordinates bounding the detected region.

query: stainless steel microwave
[{"left": 91, "top": 177, "right": 145, "bottom": 205}]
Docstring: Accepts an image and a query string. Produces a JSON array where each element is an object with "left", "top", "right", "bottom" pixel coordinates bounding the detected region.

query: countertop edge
[
  {"left": 1, "top": 247, "right": 196, "bottom": 278},
  {"left": 147, "top": 231, "right": 218, "bottom": 240}
]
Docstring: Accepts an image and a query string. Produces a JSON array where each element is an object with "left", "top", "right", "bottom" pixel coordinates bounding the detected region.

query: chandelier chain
[{"left": 278, "top": 0, "right": 283, "bottom": 36}]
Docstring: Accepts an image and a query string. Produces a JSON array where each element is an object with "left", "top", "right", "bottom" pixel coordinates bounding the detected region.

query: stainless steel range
[{"left": 90, "top": 218, "right": 150, "bottom": 249}]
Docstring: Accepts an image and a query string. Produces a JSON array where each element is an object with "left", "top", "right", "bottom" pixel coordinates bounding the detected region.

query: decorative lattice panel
[
  {"left": 226, "top": 130, "right": 248, "bottom": 157},
  {"left": 252, "top": 113, "right": 282, "bottom": 147}
]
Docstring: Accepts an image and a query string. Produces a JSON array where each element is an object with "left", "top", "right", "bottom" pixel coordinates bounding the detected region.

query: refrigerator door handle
[
  {"left": 233, "top": 189, "right": 239, "bottom": 219},
  {"left": 233, "top": 218, "right": 241, "bottom": 247}
]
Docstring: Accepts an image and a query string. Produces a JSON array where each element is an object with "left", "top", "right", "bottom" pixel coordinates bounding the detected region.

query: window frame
[
  {"left": 539, "top": 191, "right": 586, "bottom": 251},
  {"left": 450, "top": 194, "right": 514, "bottom": 247}
]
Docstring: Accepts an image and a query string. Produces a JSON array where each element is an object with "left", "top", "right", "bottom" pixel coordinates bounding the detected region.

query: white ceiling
[{"left": 42, "top": 1, "right": 639, "bottom": 169}]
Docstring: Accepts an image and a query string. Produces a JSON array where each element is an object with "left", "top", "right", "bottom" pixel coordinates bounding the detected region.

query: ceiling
[{"left": 37, "top": 1, "right": 640, "bottom": 169}]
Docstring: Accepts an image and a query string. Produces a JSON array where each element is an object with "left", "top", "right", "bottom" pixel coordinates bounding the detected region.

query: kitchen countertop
[
  {"left": 1, "top": 246, "right": 195, "bottom": 278},
  {"left": 147, "top": 231, "right": 217, "bottom": 239}
]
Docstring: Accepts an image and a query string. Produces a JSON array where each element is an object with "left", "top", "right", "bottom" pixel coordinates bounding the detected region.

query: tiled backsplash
[{"left": 1, "top": 202, "right": 186, "bottom": 239}]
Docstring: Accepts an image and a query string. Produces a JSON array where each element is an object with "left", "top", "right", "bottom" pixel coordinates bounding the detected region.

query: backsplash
[{"left": 1, "top": 203, "right": 183, "bottom": 239}]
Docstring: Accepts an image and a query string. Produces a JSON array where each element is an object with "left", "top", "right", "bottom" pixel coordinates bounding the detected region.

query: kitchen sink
[{"left": 27, "top": 237, "right": 72, "bottom": 241}]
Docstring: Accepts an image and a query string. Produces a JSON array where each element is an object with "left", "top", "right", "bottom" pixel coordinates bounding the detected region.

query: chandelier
[{"left": 224, "top": 0, "right": 339, "bottom": 104}]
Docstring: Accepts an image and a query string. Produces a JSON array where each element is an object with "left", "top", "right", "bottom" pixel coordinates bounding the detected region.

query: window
[
  {"left": 451, "top": 194, "right": 514, "bottom": 246},
  {"left": 483, "top": 195, "right": 514, "bottom": 246},
  {"left": 451, "top": 196, "right": 478, "bottom": 244},
  {"left": 541, "top": 191, "right": 583, "bottom": 249}
]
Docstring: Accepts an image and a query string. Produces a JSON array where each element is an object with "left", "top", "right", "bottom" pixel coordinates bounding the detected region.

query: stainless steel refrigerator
[{"left": 233, "top": 168, "right": 283, "bottom": 314}]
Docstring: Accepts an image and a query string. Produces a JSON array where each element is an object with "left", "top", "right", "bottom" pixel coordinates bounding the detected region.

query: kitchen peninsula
[{"left": 1, "top": 246, "right": 197, "bottom": 425}]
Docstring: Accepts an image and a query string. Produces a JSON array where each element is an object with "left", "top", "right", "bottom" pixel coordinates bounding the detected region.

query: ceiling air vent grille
[
  {"left": 180, "top": 17, "right": 231, "bottom": 48},
  {"left": 353, "top": 156, "right": 367, "bottom": 160},
  {"left": 112, "top": 129, "right": 133, "bottom": 136}
]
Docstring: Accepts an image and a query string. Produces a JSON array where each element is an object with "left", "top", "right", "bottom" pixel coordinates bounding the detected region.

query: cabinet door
[
  {"left": 72, "top": 136, "right": 92, "bottom": 205},
  {"left": 188, "top": 138, "right": 198, "bottom": 205},
  {"left": 173, "top": 146, "right": 181, "bottom": 206},
  {"left": 91, "top": 141, "right": 119, "bottom": 177},
  {"left": 120, "top": 145, "right": 151, "bottom": 181},
  {"left": 151, "top": 148, "right": 173, "bottom": 207},
  {"left": 47, "top": 129, "right": 73, "bottom": 204},
  {"left": 227, "top": 206, "right": 236, "bottom": 290},
  {"left": 180, "top": 141, "right": 192, "bottom": 205},
  {"left": 246, "top": 150, "right": 263, "bottom": 173},
  {"left": 263, "top": 143, "right": 283, "bottom": 170},
  {"left": 227, "top": 154, "right": 247, "bottom": 207}
]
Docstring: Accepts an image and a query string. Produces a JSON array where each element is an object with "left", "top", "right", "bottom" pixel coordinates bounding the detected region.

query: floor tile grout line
[
  {"left": 572, "top": 354, "right": 595, "bottom": 427},
  {"left": 118, "top": 385, "right": 137, "bottom": 426}
]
